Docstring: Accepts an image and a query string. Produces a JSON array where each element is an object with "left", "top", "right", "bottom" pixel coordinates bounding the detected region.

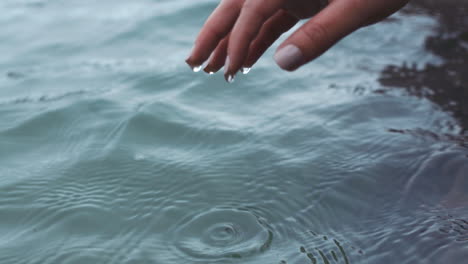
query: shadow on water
[{"left": 379, "top": 0, "right": 468, "bottom": 136}]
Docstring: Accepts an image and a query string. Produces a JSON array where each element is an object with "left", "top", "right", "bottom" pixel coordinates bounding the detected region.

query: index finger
[{"left": 185, "top": 0, "right": 244, "bottom": 69}]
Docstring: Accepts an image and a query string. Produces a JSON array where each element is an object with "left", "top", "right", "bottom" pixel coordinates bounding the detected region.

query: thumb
[{"left": 274, "top": 0, "right": 368, "bottom": 71}]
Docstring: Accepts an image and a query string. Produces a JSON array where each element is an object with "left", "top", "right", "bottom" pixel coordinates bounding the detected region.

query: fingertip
[
  {"left": 274, "top": 45, "right": 304, "bottom": 71},
  {"left": 186, "top": 61, "right": 202, "bottom": 73},
  {"left": 185, "top": 45, "right": 200, "bottom": 67},
  {"left": 185, "top": 56, "right": 202, "bottom": 71},
  {"left": 185, "top": 57, "right": 195, "bottom": 68},
  {"left": 223, "top": 56, "right": 237, "bottom": 82},
  {"left": 203, "top": 65, "right": 215, "bottom": 75}
]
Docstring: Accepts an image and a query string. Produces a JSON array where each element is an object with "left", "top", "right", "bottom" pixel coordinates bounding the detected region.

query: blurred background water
[{"left": 0, "top": 0, "right": 467, "bottom": 263}]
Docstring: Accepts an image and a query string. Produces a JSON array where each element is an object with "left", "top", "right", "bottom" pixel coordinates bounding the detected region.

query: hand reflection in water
[{"left": 185, "top": 0, "right": 409, "bottom": 82}]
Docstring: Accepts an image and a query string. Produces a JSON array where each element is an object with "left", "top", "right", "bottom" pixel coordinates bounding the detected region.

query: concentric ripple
[
  {"left": 169, "top": 208, "right": 273, "bottom": 261},
  {"left": 1, "top": 1, "right": 465, "bottom": 264}
]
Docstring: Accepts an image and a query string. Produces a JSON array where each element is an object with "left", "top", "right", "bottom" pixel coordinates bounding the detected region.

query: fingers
[
  {"left": 273, "top": 0, "right": 407, "bottom": 71},
  {"left": 274, "top": 0, "right": 367, "bottom": 71},
  {"left": 203, "top": 36, "right": 229, "bottom": 74},
  {"left": 186, "top": 0, "right": 243, "bottom": 69},
  {"left": 188, "top": 0, "right": 410, "bottom": 77},
  {"left": 203, "top": 10, "right": 298, "bottom": 75},
  {"left": 224, "top": 0, "right": 285, "bottom": 80},
  {"left": 244, "top": 10, "right": 298, "bottom": 68}
]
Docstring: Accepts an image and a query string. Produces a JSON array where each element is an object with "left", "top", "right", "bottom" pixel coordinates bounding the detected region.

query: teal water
[{"left": 1, "top": 1, "right": 467, "bottom": 263}]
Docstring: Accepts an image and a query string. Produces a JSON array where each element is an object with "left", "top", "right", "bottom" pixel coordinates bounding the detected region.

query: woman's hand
[{"left": 185, "top": 0, "right": 409, "bottom": 82}]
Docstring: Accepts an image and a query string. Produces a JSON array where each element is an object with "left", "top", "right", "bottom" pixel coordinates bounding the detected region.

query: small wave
[{"left": 0, "top": 90, "right": 89, "bottom": 107}]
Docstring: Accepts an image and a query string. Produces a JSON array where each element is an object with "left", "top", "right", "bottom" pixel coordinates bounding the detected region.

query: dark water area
[
  {"left": 380, "top": 0, "right": 468, "bottom": 135},
  {"left": 0, "top": 1, "right": 467, "bottom": 264}
]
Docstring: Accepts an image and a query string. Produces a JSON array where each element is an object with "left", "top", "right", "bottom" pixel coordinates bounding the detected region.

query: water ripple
[
  {"left": 0, "top": 1, "right": 465, "bottom": 263},
  {"left": 167, "top": 207, "right": 273, "bottom": 261}
]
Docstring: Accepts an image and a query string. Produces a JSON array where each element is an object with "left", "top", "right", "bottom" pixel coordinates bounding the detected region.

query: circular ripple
[{"left": 169, "top": 208, "right": 273, "bottom": 260}]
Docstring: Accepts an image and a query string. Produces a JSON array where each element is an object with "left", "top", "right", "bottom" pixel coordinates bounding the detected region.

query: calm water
[{"left": 1, "top": 1, "right": 467, "bottom": 263}]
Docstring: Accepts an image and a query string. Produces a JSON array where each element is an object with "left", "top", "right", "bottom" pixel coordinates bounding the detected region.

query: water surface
[{"left": 1, "top": 1, "right": 467, "bottom": 263}]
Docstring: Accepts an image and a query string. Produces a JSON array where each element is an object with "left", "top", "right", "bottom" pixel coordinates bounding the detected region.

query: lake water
[{"left": 1, "top": 1, "right": 467, "bottom": 263}]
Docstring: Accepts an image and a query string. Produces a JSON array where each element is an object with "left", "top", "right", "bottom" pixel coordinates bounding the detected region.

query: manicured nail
[
  {"left": 185, "top": 56, "right": 199, "bottom": 72},
  {"left": 224, "top": 56, "right": 236, "bottom": 83},
  {"left": 203, "top": 68, "right": 215, "bottom": 75},
  {"left": 241, "top": 67, "right": 251, "bottom": 74},
  {"left": 274, "top": 45, "right": 304, "bottom": 71},
  {"left": 185, "top": 55, "right": 193, "bottom": 68},
  {"left": 224, "top": 56, "right": 230, "bottom": 75},
  {"left": 203, "top": 65, "right": 215, "bottom": 75},
  {"left": 185, "top": 45, "right": 195, "bottom": 61},
  {"left": 204, "top": 67, "right": 215, "bottom": 75}
]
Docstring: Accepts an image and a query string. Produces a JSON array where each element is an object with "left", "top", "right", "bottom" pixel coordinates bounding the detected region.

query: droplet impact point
[{"left": 168, "top": 208, "right": 272, "bottom": 261}]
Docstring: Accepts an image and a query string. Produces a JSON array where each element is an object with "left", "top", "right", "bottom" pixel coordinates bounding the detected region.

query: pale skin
[{"left": 185, "top": 0, "right": 410, "bottom": 82}]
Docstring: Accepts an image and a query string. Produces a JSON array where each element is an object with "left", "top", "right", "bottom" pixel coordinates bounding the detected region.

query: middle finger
[{"left": 224, "top": 0, "right": 285, "bottom": 80}]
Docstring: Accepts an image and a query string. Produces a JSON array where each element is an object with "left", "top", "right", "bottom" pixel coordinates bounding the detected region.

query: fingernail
[
  {"left": 274, "top": 45, "right": 304, "bottom": 71},
  {"left": 224, "top": 56, "right": 236, "bottom": 83},
  {"left": 203, "top": 66, "right": 215, "bottom": 75},
  {"left": 185, "top": 54, "right": 193, "bottom": 67},
  {"left": 185, "top": 57, "right": 200, "bottom": 72},
  {"left": 185, "top": 57, "right": 192, "bottom": 66},
  {"left": 241, "top": 67, "right": 251, "bottom": 74},
  {"left": 224, "top": 56, "right": 230, "bottom": 75}
]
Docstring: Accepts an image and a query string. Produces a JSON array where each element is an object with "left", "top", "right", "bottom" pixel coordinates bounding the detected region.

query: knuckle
[
  {"left": 349, "top": 0, "right": 370, "bottom": 11},
  {"left": 243, "top": 1, "right": 268, "bottom": 20},
  {"left": 299, "top": 22, "right": 329, "bottom": 44}
]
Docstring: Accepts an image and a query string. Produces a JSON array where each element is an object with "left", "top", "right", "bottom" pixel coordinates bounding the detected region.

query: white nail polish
[
  {"left": 274, "top": 45, "right": 304, "bottom": 71},
  {"left": 241, "top": 67, "right": 251, "bottom": 74}
]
